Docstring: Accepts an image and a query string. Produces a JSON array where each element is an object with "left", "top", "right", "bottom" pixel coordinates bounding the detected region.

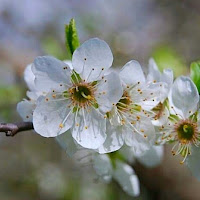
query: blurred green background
[{"left": 0, "top": 0, "right": 200, "bottom": 199}]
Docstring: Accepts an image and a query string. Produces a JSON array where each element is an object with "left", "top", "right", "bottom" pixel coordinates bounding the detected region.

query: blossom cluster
[{"left": 17, "top": 38, "right": 200, "bottom": 197}]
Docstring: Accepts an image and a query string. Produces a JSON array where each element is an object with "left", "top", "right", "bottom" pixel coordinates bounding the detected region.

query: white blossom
[
  {"left": 32, "top": 38, "right": 123, "bottom": 149},
  {"left": 156, "top": 76, "right": 200, "bottom": 164},
  {"left": 98, "top": 60, "right": 166, "bottom": 155},
  {"left": 147, "top": 58, "right": 173, "bottom": 126}
]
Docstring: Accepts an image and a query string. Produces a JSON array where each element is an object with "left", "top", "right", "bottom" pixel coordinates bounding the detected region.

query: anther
[
  {"left": 136, "top": 116, "right": 141, "bottom": 121},
  {"left": 59, "top": 123, "right": 64, "bottom": 128}
]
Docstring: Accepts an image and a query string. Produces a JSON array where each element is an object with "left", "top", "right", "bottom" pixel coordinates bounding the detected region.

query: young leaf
[
  {"left": 65, "top": 19, "right": 80, "bottom": 58},
  {"left": 190, "top": 61, "right": 200, "bottom": 93}
]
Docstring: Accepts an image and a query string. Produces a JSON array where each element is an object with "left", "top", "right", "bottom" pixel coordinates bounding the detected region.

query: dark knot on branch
[{"left": 0, "top": 122, "right": 33, "bottom": 136}]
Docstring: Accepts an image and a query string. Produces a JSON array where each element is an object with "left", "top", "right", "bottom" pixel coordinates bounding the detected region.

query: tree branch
[{"left": 0, "top": 122, "right": 33, "bottom": 136}]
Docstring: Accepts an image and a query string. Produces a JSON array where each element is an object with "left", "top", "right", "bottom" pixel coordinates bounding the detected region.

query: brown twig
[{"left": 0, "top": 122, "right": 33, "bottom": 136}]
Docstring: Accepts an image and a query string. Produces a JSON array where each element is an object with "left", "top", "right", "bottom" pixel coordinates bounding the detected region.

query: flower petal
[
  {"left": 147, "top": 58, "right": 173, "bottom": 88},
  {"left": 17, "top": 100, "right": 35, "bottom": 122},
  {"left": 113, "top": 160, "right": 140, "bottom": 197},
  {"left": 162, "top": 68, "right": 173, "bottom": 87},
  {"left": 32, "top": 56, "right": 71, "bottom": 92},
  {"left": 26, "top": 91, "right": 40, "bottom": 101},
  {"left": 96, "top": 72, "right": 123, "bottom": 113},
  {"left": 135, "top": 82, "right": 168, "bottom": 110},
  {"left": 71, "top": 108, "right": 106, "bottom": 149},
  {"left": 124, "top": 128, "right": 150, "bottom": 156},
  {"left": 137, "top": 145, "right": 164, "bottom": 167},
  {"left": 185, "top": 146, "right": 200, "bottom": 181},
  {"left": 147, "top": 58, "right": 161, "bottom": 82},
  {"left": 97, "top": 121, "right": 124, "bottom": 153},
  {"left": 33, "top": 95, "right": 73, "bottom": 137},
  {"left": 169, "top": 76, "right": 199, "bottom": 118},
  {"left": 24, "top": 63, "right": 36, "bottom": 91},
  {"left": 120, "top": 60, "right": 145, "bottom": 87},
  {"left": 55, "top": 130, "right": 78, "bottom": 157},
  {"left": 120, "top": 146, "right": 136, "bottom": 163},
  {"left": 72, "top": 38, "right": 113, "bottom": 82},
  {"left": 63, "top": 60, "right": 73, "bottom": 69},
  {"left": 124, "top": 118, "right": 155, "bottom": 156},
  {"left": 93, "top": 154, "right": 112, "bottom": 183}
]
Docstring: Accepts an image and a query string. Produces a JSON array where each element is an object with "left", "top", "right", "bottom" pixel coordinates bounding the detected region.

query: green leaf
[
  {"left": 190, "top": 61, "right": 200, "bottom": 93},
  {"left": 152, "top": 45, "right": 187, "bottom": 77},
  {"left": 65, "top": 18, "right": 80, "bottom": 58}
]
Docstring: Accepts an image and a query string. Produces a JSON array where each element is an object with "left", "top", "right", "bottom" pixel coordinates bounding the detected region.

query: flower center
[
  {"left": 153, "top": 102, "right": 164, "bottom": 120},
  {"left": 68, "top": 82, "right": 96, "bottom": 107},
  {"left": 73, "top": 85, "right": 92, "bottom": 102},
  {"left": 116, "top": 91, "right": 131, "bottom": 111},
  {"left": 177, "top": 122, "right": 195, "bottom": 142}
]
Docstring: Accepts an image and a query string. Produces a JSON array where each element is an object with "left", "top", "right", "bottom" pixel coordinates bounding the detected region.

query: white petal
[
  {"left": 162, "top": 68, "right": 173, "bottom": 87},
  {"left": 24, "top": 63, "right": 36, "bottom": 91},
  {"left": 93, "top": 154, "right": 112, "bottom": 183},
  {"left": 71, "top": 108, "right": 106, "bottom": 149},
  {"left": 169, "top": 76, "right": 199, "bottom": 118},
  {"left": 135, "top": 82, "right": 168, "bottom": 110},
  {"left": 26, "top": 91, "right": 41, "bottom": 101},
  {"left": 72, "top": 38, "right": 113, "bottom": 82},
  {"left": 97, "top": 121, "right": 124, "bottom": 153},
  {"left": 135, "top": 118, "right": 156, "bottom": 143},
  {"left": 137, "top": 145, "right": 164, "bottom": 168},
  {"left": 113, "top": 160, "right": 140, "bottom": 197},
  {"left": 96, "top": 72, "right": 123, "bottom": 113},
  {"left": 120, "top": 60, "right": 145, "bottom": 87},
  {"left": 124, "top": 129, "right": 150, "bottom": 156},
  {"left": 109, "top": 106, "right": 122, "bottom": 126},
  {"left": 33, "top": 95, "right": 73, "bottom": 137},
  {"left": 32, "top": 56, "right": 71, "bottom": 92},
  {"left": 55, "top": 130, "right": 79, "bottom": 157},
  {"left": 124, "top": 118, "right": 155, "bottom": 156},
  {"left": 147, "top": 58, "right": 173, "bottom": 88},
  {"left": 63, "top": 60, "right": 73, "bottom": 69},
  {"left": 147, "top": 58, "right": 161, "bottom": 82},
  {"left": 120, "top": 146, "right": 136, "bottom": 163},
  {"left": 186, "top": 146, "right": 200, "bottom": 181},
  {"left": 17, "top": 100, "right": 35, "bottom": 122}
]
